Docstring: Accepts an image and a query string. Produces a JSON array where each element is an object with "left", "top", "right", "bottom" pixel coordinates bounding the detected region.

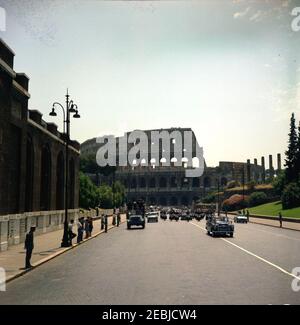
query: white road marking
[{"left": 190, "top": 222, "right": 300, "bottom": 281}]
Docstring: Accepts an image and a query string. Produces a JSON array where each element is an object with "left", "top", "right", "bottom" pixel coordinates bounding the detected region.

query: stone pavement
[{"left": 0, "top": 215, "right": 126, "bottom": 282}]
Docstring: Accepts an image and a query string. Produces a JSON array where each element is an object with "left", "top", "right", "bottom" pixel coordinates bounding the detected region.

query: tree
[
  {"left": 295, "top": 121, "right": 300, "bottom": 181},
  {"left": 285, "top": 113, "right": 298, "bottom": 183},
  {"left": 79, "top": 172, "right": 100, "bottom": 209},
  {"left": 272, "top": 170, "right": 286, "bottom": 196},
  {"left": 281, "top": 182, "right": 300, "bottom": 209},
  {"left": 248, "top": 192, "right": 268, "bottom": 207}
]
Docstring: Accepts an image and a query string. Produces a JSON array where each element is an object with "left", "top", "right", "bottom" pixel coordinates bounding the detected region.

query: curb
[{"left": 5, "top": 221, "right": 125, "bottom": 284}]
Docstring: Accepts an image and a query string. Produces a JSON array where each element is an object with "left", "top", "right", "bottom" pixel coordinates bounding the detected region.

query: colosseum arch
[
  {"left": 170, "top": 176, "right": 177, "bottom": 188},
  {"left": 204, "top": 176, "right": 211, "bottom": 188},
  {"left": 40, "top": 144, "right": 52, "bottom": 211},
  {"left": 221, "top": 177, "right": 228, "bottom": 186},
  {"left": 149, "top": 196, "right": 156, "bottom": 205},
  {"left": 170, "top": 196, "right": 178, "bottom": 206},
  {"left": 181, "top": 196, "right": 189, "bottom": 206},
  {"left": 56, "top": 151, "right": 65, "bottom": 210},
  {"left": 149, "top": 177, "right": 156, "bottom": 188},
  {"left": 139, "top": 177, "right": 146, "bottom": 188},
  {"left": 159, "top": 196, "right": 167, "bottom": 206},
  {"left": 131, "top": 178, "right": 137, "bottom": 189},
  {"left": 25, "top": 135, "right": 34, "bottom": 212},
  {"left": 159, "top": 177, "right": 167, "bottom": 188},
  {"left": 69, "top": 158, "right": 75, "bottom": 209},
  {"left": 192, "top": 177, "right": 200, "bottom": 187}
]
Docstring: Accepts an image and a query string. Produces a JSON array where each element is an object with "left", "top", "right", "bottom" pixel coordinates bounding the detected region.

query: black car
[
  {"left": 160, "top": 212, "right": 167, "bottom": 220},
  {"left": 206, "top": 216, "right": 234, "bottom": 237},
  {"left": 169, "top": 214, "right": 179, "bottom": 221},
  {"left": 127, "top": 215, "right": 145, "bottom": 229}
]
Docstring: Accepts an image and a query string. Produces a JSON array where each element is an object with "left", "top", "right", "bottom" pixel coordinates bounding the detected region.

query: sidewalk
[{"left": 0, "top": 216, "right": 125, "bottom": 283}]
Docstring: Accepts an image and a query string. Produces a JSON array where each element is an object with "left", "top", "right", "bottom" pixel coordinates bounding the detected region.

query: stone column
[
  {"left": 261, "top": 156, "right": 265, "bottom": 183},
  {"left": 246, "top": 159, "right": 251, "bottom": 182},
  {"left": 0, "top": 215, "right": 9, "bottom": 251},
  {"left": 269, "top": 155, "right": 274, "bottom": 180},
  {"left": 277, "top": 153, "right": 282, "bottom": 172}
]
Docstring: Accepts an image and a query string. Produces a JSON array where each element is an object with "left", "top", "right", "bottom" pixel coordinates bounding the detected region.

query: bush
[
  {"left": 247, "top": 180, "right": 256, "bottom": 191},
  {"left": 226, "top": 180, "right": 241, "bottom": 189},
  {"left": 248, "top": 192, "right": 268, "bottom": 207},
  {"left": 202, "top": 193, "right": 216, "bottom": 203},
  {"left": 222, "top": 194, "right": 248, "bottom": 211},
  {"left": 281, "top": 183, "right": 300, "bottom": 209}
]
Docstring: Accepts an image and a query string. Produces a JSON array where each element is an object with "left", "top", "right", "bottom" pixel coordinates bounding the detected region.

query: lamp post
[{"left": 50, "top": 90, "right": 80, "bottom": 247}]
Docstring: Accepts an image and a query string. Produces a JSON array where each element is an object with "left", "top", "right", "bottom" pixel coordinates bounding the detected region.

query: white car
[
  {"left": 146, "top": 212, "right": 159, "bottom": 223},
  {"left": 234, "top": 215, "right": 248, "bottom": 223}
]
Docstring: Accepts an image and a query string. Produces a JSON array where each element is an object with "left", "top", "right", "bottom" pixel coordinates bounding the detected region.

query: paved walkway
[{"left": 0, "top": 216, "right": 126, "bottom": 282}]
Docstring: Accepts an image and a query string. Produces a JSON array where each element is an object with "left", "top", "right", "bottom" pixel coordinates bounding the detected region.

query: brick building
[{"left": 0, "top": 38, "right": 80, "bottom": 216}]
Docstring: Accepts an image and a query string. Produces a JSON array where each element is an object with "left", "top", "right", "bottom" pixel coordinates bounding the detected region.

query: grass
[
  {"left": 226, "top": 184, "right": 273, "bottom": 192},
  {"left": 248, "top": 201, "right": 300, "bottom": 219}
]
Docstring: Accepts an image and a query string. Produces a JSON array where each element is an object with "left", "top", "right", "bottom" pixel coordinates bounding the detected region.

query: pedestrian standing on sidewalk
[
  {"left": 104, "top": 215, "right": 108, "bottom": 233},
  {"left": 246, "top": 210, "right": 250, "bottom": 222},
  {"left": 101, "top": 214, "right": 105, "bottom": 230},
  {"left": 117, "top": 213, "right": 121, "bottom": 227},
  {"left": 68, "top": 219, "right": 76, "bottom": 245},
  {"left": 84, "top": 217, "right": 90, "bottom": 238},
  {"left": 77, "top": 217, "right": 84, "bottom": 243},
  {"left": 24, "top": 226, "right": 36, "bottom": 269},
  {"left": 89, "top": 217, "right": 94, "bottom": 237},
  {"left": 279, "top": 212, "right": 283, "bottom": 228}
]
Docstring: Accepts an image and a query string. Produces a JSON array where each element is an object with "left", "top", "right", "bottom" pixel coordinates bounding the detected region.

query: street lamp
[{"left": 49, "top": 89, "right": 80, "bottom": 247}]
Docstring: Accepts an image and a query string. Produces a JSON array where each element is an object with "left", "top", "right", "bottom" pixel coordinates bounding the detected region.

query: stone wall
[{"left": 0, "top": 209, "right": 79, "bottom": 251}]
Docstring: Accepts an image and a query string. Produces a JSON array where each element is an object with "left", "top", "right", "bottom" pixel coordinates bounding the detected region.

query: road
[{"left": 0, "top": 219, "right": 300, "bottom": 305}]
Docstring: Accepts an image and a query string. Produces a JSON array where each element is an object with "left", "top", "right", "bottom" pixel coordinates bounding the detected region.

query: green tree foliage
[
  {"left": 248, "top": 192, "right": 268, "bottom": 207},
  {"left": 272, "top": 170, "right": 286, "bottom": 196},
  {"left": 79, "top": 172, "right": 100, "bottom": 209},
  {"left": 80, "top": 154, "right": 99, "bottom": 174},
  {"left": 296, "top": 121, "right": 300, "bottom": 180},
  {"left": 281, "top": 182, "right": 300, "bottom": 209},
  {"left": 202, "top": 193, "right": 216, "bottom": 203},
  {"left": 285, "top": 113, "right": 298, "bottom": 183}
]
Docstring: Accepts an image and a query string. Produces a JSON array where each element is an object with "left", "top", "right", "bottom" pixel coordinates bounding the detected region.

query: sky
[{"left": 0, "top": 0, "right": 300, "bottom": 167}]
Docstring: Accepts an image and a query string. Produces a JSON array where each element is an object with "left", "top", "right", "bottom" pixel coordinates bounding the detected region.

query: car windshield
[{"left": 130, "top": 215, "right": 142, "bottom": 220}]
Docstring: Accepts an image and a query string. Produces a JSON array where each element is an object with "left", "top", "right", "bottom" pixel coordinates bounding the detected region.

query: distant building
[
  {"left": 81, "top": 128, "right": 265, "bottom": 206},
  {"left": 0, "top": 38, "right": 80, "bottom": 215}
]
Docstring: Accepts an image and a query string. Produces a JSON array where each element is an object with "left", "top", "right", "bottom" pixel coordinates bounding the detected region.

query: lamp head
[
  {"left": 49, "top": 108, "right": 57, "bottom": 117},
  {"left": 73, "top": 110, "right": 80, "bottom": 119}
]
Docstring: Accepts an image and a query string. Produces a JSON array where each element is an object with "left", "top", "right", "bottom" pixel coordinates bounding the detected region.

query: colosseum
[{"left": 81, "top": 127, "right": 281, "bottom": 206}]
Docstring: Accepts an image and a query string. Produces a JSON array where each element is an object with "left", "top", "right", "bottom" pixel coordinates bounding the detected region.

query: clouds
[
  {"left": 232, "top": 0, "right": 292, "bottom": 23},
  {"left": 233, "top": 7, "right": 251, "bottom": 19}
]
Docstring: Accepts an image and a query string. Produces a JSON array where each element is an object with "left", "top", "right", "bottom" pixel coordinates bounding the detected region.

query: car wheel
[
  {"left": 211, "top": 232, "right": 215, "bottom": 237},
  {"left": 127, "top": 225, "right": 131, "bottom": 230},
  {"left": 230, "top": 233, "right": 233, "bottom": 237}
]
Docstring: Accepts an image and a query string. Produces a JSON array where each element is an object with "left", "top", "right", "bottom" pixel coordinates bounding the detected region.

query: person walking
[
  {"left": 68, "top": 219, "right": 76, "bottom": 245},
  {"left": 279, "top": 212, "right": 283, "bottom": 228},
  {"left": 77, "top": 218, "right": 84, "bottom": 243},
  {"left": 24, "top": 226, "right": 36, "bottom": 269}
]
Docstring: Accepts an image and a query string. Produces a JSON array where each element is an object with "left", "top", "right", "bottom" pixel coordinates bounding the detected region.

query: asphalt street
[{"left": 1, "top": 219, "right": 300, "bottom": 305}]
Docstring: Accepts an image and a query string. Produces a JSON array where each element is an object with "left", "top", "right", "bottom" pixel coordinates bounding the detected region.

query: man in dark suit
[{"left": 24, "top": 226, "right": 36, "bottom": 269}]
